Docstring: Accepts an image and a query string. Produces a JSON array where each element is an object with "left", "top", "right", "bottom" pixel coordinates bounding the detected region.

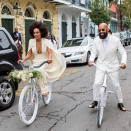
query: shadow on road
[{"left": 67, "top": 63, "right": 88, "bottom": 68}]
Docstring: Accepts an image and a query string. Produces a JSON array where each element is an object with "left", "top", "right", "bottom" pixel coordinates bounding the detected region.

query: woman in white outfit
[{"left": 20, "top": 21, "right": 66, "bottom": 96}]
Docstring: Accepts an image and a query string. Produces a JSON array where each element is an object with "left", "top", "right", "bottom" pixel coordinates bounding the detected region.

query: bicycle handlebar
[
  {"left": 20, "top": 61, "right": 48, "bottom": 69},
  {"left": 20, "top": 62, "right": 29, "bottom": 69}
]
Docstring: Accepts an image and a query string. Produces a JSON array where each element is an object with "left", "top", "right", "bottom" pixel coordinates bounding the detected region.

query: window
[
  {"left": 25, "top": 8, "right": 33, "bottom": 17},
  {"left": 43, "top": 11, "right": 51, "bottom": 19},
  {"left": 0, "top": 31, "right": 11, "bottom": 50},
  {"left": 63, "top": 39, "right": 83, "bottom": 47},
  {"left": 1, "top": 6, "right": 11, "bottom": 15}
]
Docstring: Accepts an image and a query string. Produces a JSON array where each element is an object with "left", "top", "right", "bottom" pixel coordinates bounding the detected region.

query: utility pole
[{"left": 119, "top": 0, "right": 123, "bottom": 31}]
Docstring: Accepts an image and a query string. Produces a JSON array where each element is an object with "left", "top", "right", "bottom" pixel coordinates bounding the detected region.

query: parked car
[
  {"left": 113, "top": 32, "right": 126, "bottom": 46},
  {"left": 58, "top": 37, "right": 94, "bottom": 64},
  {"left": 0, "top": 27, "right": 22, "bottom": 111}
]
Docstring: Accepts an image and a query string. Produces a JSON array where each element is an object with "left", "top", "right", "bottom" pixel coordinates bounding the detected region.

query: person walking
[
  {"left": 88, "top": 23, "right": 127, "bottom": 111},
  {"left": 19, "top": 21, "right": 66, "bottom": 96}
]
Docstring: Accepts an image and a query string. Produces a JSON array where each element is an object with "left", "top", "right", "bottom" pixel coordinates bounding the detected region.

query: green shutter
[
  {"left": 62, "top": 22, "right": 67, "bottom": 44},
  {"left": 43, "top": 21, "right": 52, "bottom": 34},
  {"left": 25, "top": 19, "right": 35, "bottom": 53},
  {"left": 72, "top": 22, "right": 76, "bottom": 38},
  {"left": 2, "top": 19, "right": 13, "bottom": 35}
]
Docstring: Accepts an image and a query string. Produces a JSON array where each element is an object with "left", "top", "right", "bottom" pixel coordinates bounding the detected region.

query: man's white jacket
[{"left": 90, "top": 35, "right": 127, "bottom": 72}]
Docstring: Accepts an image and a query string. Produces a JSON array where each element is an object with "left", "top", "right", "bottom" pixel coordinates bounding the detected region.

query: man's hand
[
  {"left": 120, "top": 63, "right": 126, "bottom": 69},
  {"left": 88, "top": 61, "right": 94, "bottom": 67}
]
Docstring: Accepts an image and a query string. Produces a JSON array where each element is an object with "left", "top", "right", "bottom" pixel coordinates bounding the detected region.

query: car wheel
[
  {"left": 0, "top": 76, "right": 15, "bottom": 111},
  {"left": 86, "top": 51, "right": 91, "bottom": 64}
]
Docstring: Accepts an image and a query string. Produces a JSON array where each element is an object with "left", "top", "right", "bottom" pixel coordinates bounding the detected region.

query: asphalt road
[{"left": 1, "top": 46, "right": 131, "bottom": 131}]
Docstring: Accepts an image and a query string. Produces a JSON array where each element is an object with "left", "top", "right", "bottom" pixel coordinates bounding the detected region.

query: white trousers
[{"left": 93, "top": 69, "right": 123, "bottom": 103}]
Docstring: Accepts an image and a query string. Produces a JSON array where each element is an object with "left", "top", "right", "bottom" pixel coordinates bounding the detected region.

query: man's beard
[{"left": 99, "top": 32, "right": 108, "bottom": 39}]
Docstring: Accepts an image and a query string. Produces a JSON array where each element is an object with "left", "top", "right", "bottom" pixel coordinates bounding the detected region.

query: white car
[{"left": 58, "top": 37, "right": 94, "bottom": 64}]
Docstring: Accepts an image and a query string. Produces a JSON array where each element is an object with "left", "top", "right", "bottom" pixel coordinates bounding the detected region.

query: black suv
[{"left": 0, "top": 27, "right": 22, "bottom": 110}]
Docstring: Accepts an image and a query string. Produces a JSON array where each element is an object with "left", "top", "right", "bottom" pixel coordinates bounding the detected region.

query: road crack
[{"left": 47, "top": 99, "right": 90, "bottom": 131}]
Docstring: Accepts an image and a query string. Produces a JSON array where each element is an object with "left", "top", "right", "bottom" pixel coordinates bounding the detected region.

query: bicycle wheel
[
  {"left": 42, "top": 86, "right": 52, "bottom": 105},
  {"left": 97, "top": 87, "right": 105, "bottom": 128},
  {"left": 97, "top": 101, "right": 104, "bottom": 128},
  {"left": 18, "top": 84, "right": 38, "bottom": 125}
]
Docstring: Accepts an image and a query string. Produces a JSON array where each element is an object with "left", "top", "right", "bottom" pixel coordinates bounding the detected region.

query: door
[
  {"left": 62, "top": 22, "right": 67, "bottom": 44},
  {"left": 1, "top": 19, "right": 13, "bottom": 35},
  {"left": 25, "top": 19, "right": 35, "bottom": 53},
  {"left": 43, "top": 20, "right": 52, "bottom": 34},
  {"left": 72, "top": 22, "right": 76, "bottom": 38}
]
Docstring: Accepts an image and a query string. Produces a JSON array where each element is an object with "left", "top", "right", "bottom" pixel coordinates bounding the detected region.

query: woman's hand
[
  {"left": 48, "top": 59, "right": 52, "bottom": 64},
  {"left": 17, "top": 59, "right": 24, "bottom": 64},
  {"left": 47, "top": 47, "right": 52, "bottom": 64}
]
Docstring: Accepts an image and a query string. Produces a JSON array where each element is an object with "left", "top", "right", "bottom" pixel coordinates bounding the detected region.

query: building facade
[
  {"left": 109, "top": 3, "right": 118, "bottom": 33},
  {"left": 48, "top": 0, "right": 91, "bottom": 46},
  {"left": 0, "top": 0, "right": 59, "bottom": 56},
  {"left": 0, "top": 0, "right": 91, "bottom": 54}
]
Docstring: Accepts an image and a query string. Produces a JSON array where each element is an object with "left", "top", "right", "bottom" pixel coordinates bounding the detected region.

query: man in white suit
[{"left": 88, "top": 23, "right": 127, "bottom": 111}]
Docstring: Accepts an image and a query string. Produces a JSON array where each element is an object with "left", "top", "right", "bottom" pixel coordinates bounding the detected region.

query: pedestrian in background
[
  {"left": 14, "top": 35, "right": 23, "bottom": 59},
  {"left": 46, "top": 31, "right": 51, "bottom": 40},
  {"left": 12, "top": 27, "right": 22, "bottom": 43},
  {"left": 51, "top": 34, "right": 58, "bottom": 49}
]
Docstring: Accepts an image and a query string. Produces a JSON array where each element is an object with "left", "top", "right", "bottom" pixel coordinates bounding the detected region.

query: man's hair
[{"left": 29, "top": 21, "right": 48, "bottom": 38}]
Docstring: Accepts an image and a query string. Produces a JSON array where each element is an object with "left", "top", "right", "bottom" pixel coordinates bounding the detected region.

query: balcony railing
[
  {"left": 68, "top": 0, "right": 91, "bottom": 9},
  {"left": 44, "top": 0, "right": 91, "bottom": 9}
]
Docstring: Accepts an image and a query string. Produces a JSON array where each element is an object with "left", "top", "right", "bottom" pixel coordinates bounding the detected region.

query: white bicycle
[
  {"left": 93, "top": 63, "right": 120, "bottom": 128},
  {"left": 18, "top": 61, "right": 52, "bottom": 125}
]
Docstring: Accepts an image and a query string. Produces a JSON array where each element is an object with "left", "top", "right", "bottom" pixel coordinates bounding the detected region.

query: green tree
[
  {"left": 109, "top": 0, "right": 131, "bottom": 30},
  {"left": 89, "top": 0, "right": 111, "bottom": 26},
  {"left": 121, "top": 0, "right": 131, "bottom": 18},
  {"left": 122, "top": 0, "right": 131, "bottom": 30},
  {"left": 123, "top": 17, "right": 131, "bottom": 30}
]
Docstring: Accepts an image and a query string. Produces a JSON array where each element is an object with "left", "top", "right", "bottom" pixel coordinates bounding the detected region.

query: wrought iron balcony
[{"left": 44, "top": 0, "right": 91, "bottom": 9}]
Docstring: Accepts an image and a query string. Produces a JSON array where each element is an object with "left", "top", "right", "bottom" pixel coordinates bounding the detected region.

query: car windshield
[{"left": 62, "top": 39, "right": 83, "bottom": 47}]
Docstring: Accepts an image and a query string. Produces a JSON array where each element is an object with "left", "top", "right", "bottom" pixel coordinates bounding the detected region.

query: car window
[
  {"left": 0, "top": 30, "right": 11, "bottom": 50},
  {"left": 62, "top": 40, "right": 72, "bottom": 47},
  {"left": 81, "top": 37, "right": 93, "bottom": 46},
  {"left": 62, "top": 39, "right": 83, "bottom": 47},
  {"left": 81, "top": 37, "right": 88, "bottom": 46}
]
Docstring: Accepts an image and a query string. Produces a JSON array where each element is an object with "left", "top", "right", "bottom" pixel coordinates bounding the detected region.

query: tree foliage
[
  {"left": 121, "top": 0, "right": 131, "bottom": 18},
  {"left": 89, "top": 0, "right": 111, "bottom": 26},
  {"left": 123, "top": 17, "right": 131, "bottom": 30}
]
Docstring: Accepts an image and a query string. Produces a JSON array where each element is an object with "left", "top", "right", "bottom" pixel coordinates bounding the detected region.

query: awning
[
  {"left": 68, "top": 4, "right": 91, "bottom": 12},
  {"left": 44, "top": 0, "right": 91, "bottom": 12}
]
